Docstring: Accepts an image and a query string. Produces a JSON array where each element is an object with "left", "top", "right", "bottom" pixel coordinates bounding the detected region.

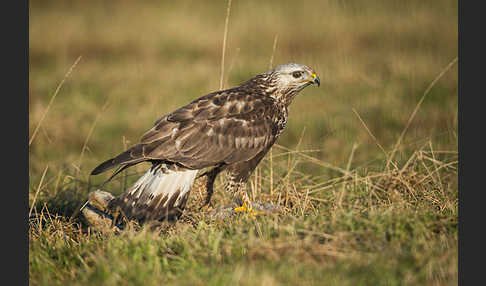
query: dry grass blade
[
  {"left": 336, "top": 143, "right": 358, "bottom": 208},
  {"left": 308, "top": 171, "right": 392, "bottom": 195},
  {"left": 268, "top": 34, "right": 279, "bottom": 70},
  {"left": 384, "top": 57, "right": 458, "bottom": 171},
  {"left": 29, "top": 56, "right": 82, "bottom": 146},
  {"left": 274, "top": 143, "right": 350, "bottom": 175},
  {"left": 75, "top": 100, "right": 110, "bottom": 173},
  {"left": 29, "top": 165, "right": 49, "bottom": 217},
  {"left": 427, "top": 141, "right": 444, "bottom": 190},
  {"left": 421, "top": 154, "right": 457, "bottom": 170},
  {"left": 413, "top": 160, "right": 458, "bottom": 188},
  {"left": 224, "top": 47, "right": 240, "bottom": 88},
  {"left": 352, "top": 108, "right": 389, "bottom": 159},
  {"left": 219, "top": 0, "right": 233, "bottom": 90}
]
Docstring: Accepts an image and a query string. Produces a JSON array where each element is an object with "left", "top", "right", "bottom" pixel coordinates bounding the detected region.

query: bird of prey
[{"left": 89, "top": 62, "right": 320, "bottom": 224}]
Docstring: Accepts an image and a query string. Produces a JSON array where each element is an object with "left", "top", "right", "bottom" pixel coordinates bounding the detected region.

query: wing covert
[{"left": 138, "top": 90, "right": 279, "bottom": 169}]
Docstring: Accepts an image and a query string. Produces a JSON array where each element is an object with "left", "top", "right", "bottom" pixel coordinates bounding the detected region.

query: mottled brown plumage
[{"left": 90, "top": 63, "right": 320, "bottom": 224}]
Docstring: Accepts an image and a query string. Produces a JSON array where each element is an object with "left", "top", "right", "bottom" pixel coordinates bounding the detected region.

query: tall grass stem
[
  {"left": 29, "top": 165, "right": 49, "bottom": 217},
  {"left": 29, "top": 56, "right": 82, "bottom": 146},
  {"left": 219, "top": 0, "right": 233, "bottom": 90},
  {"left": 384, "top": 57, "right": 458, "bottom": 171}
]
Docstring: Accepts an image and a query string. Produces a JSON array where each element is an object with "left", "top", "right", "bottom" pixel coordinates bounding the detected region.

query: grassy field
[{"left": 29, "top": 0, "right": 458, "bottom": 285}]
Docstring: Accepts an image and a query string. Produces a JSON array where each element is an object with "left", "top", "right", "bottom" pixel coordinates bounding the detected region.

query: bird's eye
[{"left": 292, "top": 71, "right": 302, "bottom": 78}]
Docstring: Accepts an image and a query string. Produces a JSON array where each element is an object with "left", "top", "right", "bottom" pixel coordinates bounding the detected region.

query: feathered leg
[
  {"left": 224, "top": 150, "right": 267, "bottom": 206},
  {"left": 223, "top": 150, "right": 280, "bottom": 216},
  {"left": 199, "top": 166, "right": 223, "bottom": 210},
  {"left": 224, "top": 175, "right": 250, "bottom": 206}
]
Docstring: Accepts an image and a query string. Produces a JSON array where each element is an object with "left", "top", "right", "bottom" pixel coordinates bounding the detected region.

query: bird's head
[
  {"left": 259, "top": 63, "right": 320, "bottom": 105},
  {"left": 271, "top": 63, "right": 320, "bottom": 87}
]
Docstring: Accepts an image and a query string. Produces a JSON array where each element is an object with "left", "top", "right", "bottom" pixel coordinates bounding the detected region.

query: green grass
[{"left": 29, "top": 0, "right": 457, "bottom": 285}]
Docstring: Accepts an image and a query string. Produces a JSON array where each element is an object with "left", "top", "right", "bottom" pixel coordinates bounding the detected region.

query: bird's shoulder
[{"left": 179, "top": 88, "right": 279, "bottom": 119}]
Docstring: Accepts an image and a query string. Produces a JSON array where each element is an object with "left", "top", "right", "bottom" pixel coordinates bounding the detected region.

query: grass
[{"left": 29, "top": 0, "right": 457, "bottom": 285}]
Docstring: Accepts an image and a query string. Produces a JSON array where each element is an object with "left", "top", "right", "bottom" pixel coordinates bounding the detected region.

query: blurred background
[{"left": 29, "top": 0, "right": 458, "bottom": 193}]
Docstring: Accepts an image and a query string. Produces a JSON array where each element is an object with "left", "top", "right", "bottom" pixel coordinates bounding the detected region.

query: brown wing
[{"left": 91, "top": 89, "right": 279, "bottom": 175}]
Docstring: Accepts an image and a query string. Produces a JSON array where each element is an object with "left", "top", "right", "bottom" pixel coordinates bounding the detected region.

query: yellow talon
[
  {"left": 234, "top": 202, "right": 248, "bottom": 213},
  {"left": 234, "top": 202, "right": 263, "bottom": 217}
]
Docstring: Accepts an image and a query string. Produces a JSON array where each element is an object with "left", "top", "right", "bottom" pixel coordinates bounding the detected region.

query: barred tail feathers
[{"left": 109, "top": 167, "right": 198, "bottom": 222}]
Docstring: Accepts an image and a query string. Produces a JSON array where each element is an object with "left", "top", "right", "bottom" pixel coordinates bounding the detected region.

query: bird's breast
[{"left": 273, "top": 106, "right": 289, "bottom": 138}]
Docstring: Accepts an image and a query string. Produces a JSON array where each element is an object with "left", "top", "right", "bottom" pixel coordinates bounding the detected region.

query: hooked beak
[{"left": 311, "top": 73, "right": 320, "bottom": 87}]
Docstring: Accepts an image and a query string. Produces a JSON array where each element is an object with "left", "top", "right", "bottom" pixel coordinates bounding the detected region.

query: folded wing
[{"left": 91, "top": 90, "right": 279, "bottom": 176}]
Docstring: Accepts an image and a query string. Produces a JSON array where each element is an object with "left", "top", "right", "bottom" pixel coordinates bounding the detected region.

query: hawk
[{"left": 88, "top": 63, "right": 320, "bottom": 224}]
